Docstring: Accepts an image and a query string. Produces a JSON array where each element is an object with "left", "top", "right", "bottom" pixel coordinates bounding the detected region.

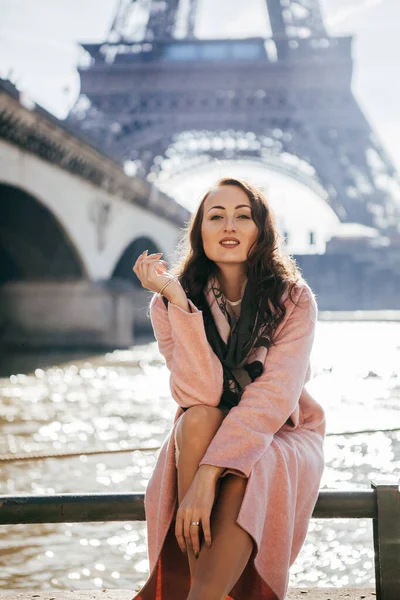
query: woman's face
[{"left": 200, "top": 185, "right": 259, "bottom": 267}]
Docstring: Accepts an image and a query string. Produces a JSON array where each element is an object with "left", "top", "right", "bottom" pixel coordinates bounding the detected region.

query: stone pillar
[{"left": 0, "top": 280, "right": 147, "bottom": 349}]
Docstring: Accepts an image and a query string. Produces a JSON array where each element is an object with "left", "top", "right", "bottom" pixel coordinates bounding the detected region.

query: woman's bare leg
[
  {"left": 186, "top": 474, "right": 254, "bottom": 600},
  {"left": 175, "top": 405, "right": 226, "bottom": 578}
]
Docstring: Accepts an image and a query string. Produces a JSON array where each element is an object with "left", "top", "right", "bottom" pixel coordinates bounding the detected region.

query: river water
[{"left": 0, "top": 319, "right": 399, "bottom": 592}]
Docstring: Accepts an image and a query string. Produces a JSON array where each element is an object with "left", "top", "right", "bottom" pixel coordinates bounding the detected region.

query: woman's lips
[{"left": 219, "top": 241, "right": 240, "bottom": 248}]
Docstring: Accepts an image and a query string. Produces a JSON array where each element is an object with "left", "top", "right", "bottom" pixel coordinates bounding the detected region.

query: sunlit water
[{"left": 0, "top": 320, "right": 399, "bottom": 591}]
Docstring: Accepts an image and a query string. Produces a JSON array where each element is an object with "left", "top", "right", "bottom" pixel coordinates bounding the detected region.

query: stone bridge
[
  {"left": 1, "top": 78, "right": 400, "bottom": 355},
  {"left": 0, "top": 79, "right": 190, "bottom": 349}
]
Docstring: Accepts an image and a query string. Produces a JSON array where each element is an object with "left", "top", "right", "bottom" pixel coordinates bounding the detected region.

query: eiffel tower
[{"left": 72, "top": 0, "right": 400, "bottom": 231}]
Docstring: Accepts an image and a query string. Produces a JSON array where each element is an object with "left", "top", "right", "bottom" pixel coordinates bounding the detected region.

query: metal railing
[{"left": 0, "top": 482, "right": 399, "bottom": 599}]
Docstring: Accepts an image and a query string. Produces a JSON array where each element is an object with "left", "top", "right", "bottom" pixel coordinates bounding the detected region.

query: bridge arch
[
  {"left": 0, "top": 183, "right": 87, "bottom": 284},
  {"left": 158, "top": 152, "right": 330, "bottom": 205},
  {"left": 157, "top": 156, "right": 341, "bottom": 254},
  {"left": 123, "top": 126, "right": 349, "bottom": 220},
  {"left": 112, "top": 236, "right": 163, "bottom": 287}
]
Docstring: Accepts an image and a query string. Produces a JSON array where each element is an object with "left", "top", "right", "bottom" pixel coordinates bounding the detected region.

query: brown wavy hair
[{"left": 171, "top": 177, "right": 304, "bottom": 344}]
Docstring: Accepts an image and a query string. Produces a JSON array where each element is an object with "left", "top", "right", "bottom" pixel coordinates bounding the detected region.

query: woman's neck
[{"left": 216, "top": 266, "right": 247, "bottom": 302}]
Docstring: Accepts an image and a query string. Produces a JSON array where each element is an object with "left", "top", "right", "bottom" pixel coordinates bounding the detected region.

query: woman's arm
[
  {"left": 198, "top": 284, "right": 318, "bottom": 478},
  {"left": 150, "top": 293, "right": 224, "bottom": 408},
  {"left": 133, "top": 250, "right": 224, "bottom": 409}
]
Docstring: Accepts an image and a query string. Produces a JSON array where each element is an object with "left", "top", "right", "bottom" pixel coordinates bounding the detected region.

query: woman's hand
[
  {"left": 175, "top": 468, "right": 219, "bottom": 557},
  {"left": 133, "top": 250, "right": 178, "bottom": 295}
]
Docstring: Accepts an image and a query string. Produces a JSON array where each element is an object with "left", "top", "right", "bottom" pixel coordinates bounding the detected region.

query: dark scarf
[
  {"left": 162, "top": 276, "right": 273, "bottom": 411},
  {"left": 200, "top": 276, "right": 270, "bottom": 411}
]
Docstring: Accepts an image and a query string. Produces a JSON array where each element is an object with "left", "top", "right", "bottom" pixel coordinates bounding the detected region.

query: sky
[
  {"left": 0, "top": 0, "right": 399, "bottom": 252},
  {"left": 0, "top": 0, "right": 399, "bottom": 170}
]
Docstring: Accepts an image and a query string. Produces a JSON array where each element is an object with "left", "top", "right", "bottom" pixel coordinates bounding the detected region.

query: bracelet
[{"left": 158, "top": 278, "right": 176, "bottom": 297}]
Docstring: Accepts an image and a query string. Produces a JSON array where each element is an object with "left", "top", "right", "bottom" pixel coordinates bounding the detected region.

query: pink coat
[{"left": 132, "top": 282, "right": 326, "bottom": 600}]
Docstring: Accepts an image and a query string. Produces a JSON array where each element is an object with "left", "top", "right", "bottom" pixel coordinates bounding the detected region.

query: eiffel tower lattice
[{"left": 71, "top": 0, "right": 400, "bottom": 231}]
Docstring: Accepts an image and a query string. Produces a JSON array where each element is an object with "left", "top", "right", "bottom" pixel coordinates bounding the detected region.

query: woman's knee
[{"left": 176, "top": 405, "right": 225, "bottom": 448}]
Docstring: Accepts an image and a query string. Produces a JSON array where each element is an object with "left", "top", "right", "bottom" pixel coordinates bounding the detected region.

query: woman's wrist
[
  {"left": 197, "top": 464, "right": 225, "bottom": 482},
  {"left": 163, "top": 284, "right": 190, "bottom": 312}
]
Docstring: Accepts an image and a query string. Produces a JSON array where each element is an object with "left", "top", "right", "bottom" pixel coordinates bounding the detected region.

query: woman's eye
[{"left": 210, "top": 214, "right": 251, "bottom": 221}]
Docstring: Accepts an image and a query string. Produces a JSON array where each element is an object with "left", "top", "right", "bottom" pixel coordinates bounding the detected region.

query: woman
[{"left": 132, "top": 178, "right": 325, "bottom": 600}]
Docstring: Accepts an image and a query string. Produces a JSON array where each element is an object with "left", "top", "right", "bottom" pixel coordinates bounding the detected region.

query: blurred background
[{"left": 0, "top": 0, "right": 399, "bottom": 593}]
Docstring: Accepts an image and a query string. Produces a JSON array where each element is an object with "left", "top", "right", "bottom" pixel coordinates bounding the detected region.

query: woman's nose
[{"left": 224, "top": 217, "right": 236, "bottom": 231}]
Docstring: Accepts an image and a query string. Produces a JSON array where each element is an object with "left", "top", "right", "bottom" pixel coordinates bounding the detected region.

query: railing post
[{"left": 371, "top": 481, "right": 400, "bottom": 600}]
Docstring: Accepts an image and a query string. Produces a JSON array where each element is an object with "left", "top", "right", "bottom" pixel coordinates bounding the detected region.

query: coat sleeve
[
  {"left": 149, "top": 293, "right": 224, "bottom": 408},
  {"left": 198, "top": 284, "right": 318, "bottom": 478}
]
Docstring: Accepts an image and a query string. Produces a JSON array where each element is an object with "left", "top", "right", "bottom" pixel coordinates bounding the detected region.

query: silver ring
[{"left": 191, "top": 521, "right": 200, "bottom": 526}]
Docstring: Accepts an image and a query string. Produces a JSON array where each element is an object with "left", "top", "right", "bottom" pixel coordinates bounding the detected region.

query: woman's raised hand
[{"left": 133, "top": 250, "right": 178, "bottom": 295}]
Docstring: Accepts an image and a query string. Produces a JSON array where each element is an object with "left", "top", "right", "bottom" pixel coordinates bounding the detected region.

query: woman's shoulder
[{"left": 282, "top": 278, "right": 318, "bottom": 318}]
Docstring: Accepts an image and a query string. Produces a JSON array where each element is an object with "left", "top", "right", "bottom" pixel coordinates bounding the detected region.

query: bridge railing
[{"left": 0, "top": 482, "right": 399, "bottom": 599}]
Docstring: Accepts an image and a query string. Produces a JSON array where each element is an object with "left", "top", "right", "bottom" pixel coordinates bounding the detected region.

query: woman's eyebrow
[{"left": 207, "top": 204, "right": 251, "bottom": 212}]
